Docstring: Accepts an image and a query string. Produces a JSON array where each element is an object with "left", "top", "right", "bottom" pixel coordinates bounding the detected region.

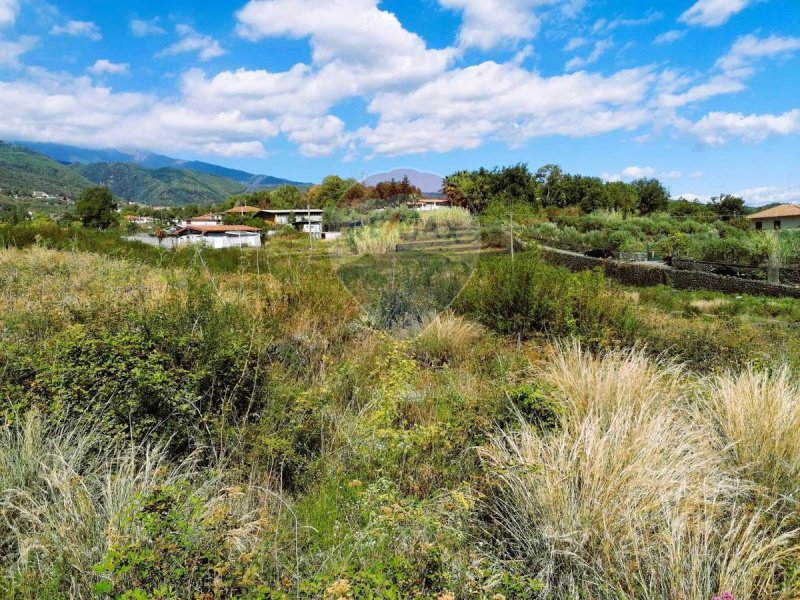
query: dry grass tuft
[
  {"left": 701, "top": 367, "right": 800, "bottom": 498},
  {"left": 481, "top": 344, "right": 800, "bottom": 599},
  {"left": 413, "top": 311, "right": 482, "bottom": 366}
]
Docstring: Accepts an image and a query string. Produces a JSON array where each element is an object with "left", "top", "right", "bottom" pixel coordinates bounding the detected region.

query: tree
[
  {"left": 709, "top": 194, "right": 746, "bottom": 220},
  {"left": 312, "top": 176, "right": 358, "bottom": 208},
  {"left": 632, "top": 178, "right": 669, "bottom": 214},
  {"left": 269, "top": 185, "right": 304, "bottom": 209},
  {"left": 605, "top": 181, "right": 638, "bottom": 217},
  {"left": 535, "top": 164, "right": 567, "bottom": 208},
  {"left": 75, "top": 187, "right": 117, "bottom": 229}
]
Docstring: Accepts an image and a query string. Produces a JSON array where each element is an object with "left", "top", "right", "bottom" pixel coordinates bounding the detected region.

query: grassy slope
[
  {"left": 73, "top": 162, "right": 247, "bottom": 206},
  {"left": 0, "top": 142, "right": 94, "bottom": 197}
]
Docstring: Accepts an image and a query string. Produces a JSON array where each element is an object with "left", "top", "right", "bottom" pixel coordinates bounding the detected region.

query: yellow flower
[
  {"left": 347, "top": 479, "right": 363, "bottom": 488},
  {"left": 491, "top": 594, "right": 507, "bottom": 600},
  {"left": 437, "top": 593, "right": 456, "bottom": 600}
]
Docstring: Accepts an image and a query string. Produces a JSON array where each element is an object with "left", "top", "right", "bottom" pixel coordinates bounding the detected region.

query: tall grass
[
  {"left": 421, "top": 207, "right": 473, "bottom": 231},
  {"left": 347, "top": 224, "right": 401, "bottom": 254},
  {"left": 413, "top": 310, "right": 482, "bottom": 366},
  {"left": 0, "top": 412, "right": 283, "bottom": 597},
  {"left": 481, "top": 345, "right": 800, "bottom": 599}
]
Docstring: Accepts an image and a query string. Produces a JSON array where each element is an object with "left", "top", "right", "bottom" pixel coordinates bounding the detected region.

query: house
[
  {"left": 181, "top": 213, "right": 223, "bottom": 227},
  {"left": 172, "top": 224, "right": 262, "bottom": 249},
  {"left": 746, "top": 204, "right": 800, "bottom": 230},
  {"left": 407, "top": 197, "right": 453, "bottom": 211},
  {"left": 124, "top": 215, "right": 156, "bottom": 225},
  {"left": 259, "top": 208, "right": 324, "bottom": 237}
]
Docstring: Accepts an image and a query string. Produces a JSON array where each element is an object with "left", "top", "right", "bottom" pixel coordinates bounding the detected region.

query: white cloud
[
  {"left": 565, "top": 38, "right": 613, "bottom": 71},
  {"left": 564, "top": 36, "right": 587, "bottom": 51},
  {"left": 679, "top": 0, "right": 754, "bottom": 27},
  {"left": 622, "top": 165, "right": 655, "bottom": 178},
  {"left": 657, "top": 34, "right": 800, "bottom": 109},
  {"left": 0, "top": 34, "right": 36, "bottom": 67},
  {"left": 50, "top": 20, "right": 102, "bottom": 41},
  {"left": 736, "top": 185, "right": 800, "bottom": 206},
  {"left": 157, "top": 24, "right": 225, "bottom": 61},
  {"left": 131, "top": 18, "right": 166, "bottom": 37},
  {"left": 0, "top": 70, "right": 278, "bottom": 158},
  {"left": 360, "top": 62, "right": 653, "bottom": 155},
  {"left": 660, "top": 170, "right": 683, "bottom": 179},
  {"left": 653, "top": 30, "right": 685, "bottom": 45},
  {"left": 593, "top": 11, "right": 662, "bottom": 34},
  {"left": 716, "top": 34, "right": 800, "bottom": 78},
  {"left": 88, "top": 59, "right": 129, "bottom": 75},
  {"left": 0, "top": 0, "right": 19, "bottom": 27},
  {"left": 691, "top": 171, "right": 704, "bottom": 178},
  {"left": 679, "top": 109, "right": 800, "bottom": 146},
  {"left": 438, "top": 0, "right": 561, "bottom": 50}
]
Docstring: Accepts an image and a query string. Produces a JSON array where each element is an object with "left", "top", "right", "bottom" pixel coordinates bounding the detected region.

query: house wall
[
  {"left": 176, "top": 233, "right": 261, "bottom": 249},
  {"left": 751, "top": 215, "right": 800, "bottom": 230}
]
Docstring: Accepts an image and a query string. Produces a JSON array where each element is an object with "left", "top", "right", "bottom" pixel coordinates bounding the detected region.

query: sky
[{"left": 0, "top": 0, "right": 798, "bottom": 204}]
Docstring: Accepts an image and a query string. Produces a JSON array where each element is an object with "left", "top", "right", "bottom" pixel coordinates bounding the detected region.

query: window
[
  {"left": 774, "top": 220, "right": 782, "bottom": 230},
  {"left": 755, "top": 221, "right": 763, "bottom": 230}
]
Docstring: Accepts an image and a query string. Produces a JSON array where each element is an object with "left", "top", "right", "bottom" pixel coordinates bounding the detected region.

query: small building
[
  {"left": 181, "top": 213, "right": 223, "bottom": 227},
  {"left": 172, "top": 225, "right": 262, "bottom": 249},
  {"left": 407, "top": 198, "right": 453, "bottom": 211},
  {"left": 124, "top": 215, "right": 156, "bottom": 225},
  {"left": 746, "top": 204, "right": 800, "bottom": 230}
]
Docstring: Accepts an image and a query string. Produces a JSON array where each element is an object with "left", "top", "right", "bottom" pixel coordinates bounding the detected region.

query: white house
[
  {"left": 407, "top": 198, "right": 453, "bottom": 211},
  {"left": 746, "top": 204, "right": 800, "bottom": 230},
  {"left": 179, "top": 213, "right": 223, "bottom": 227},
  {"left": 124, "top": 215, "right": 157, "bottom": 226},
  {"left": 172, "top": 225, "right": 262, "bottom": 249}
]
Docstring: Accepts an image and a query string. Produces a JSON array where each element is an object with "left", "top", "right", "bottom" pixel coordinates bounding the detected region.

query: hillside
[
  {"left": 73, "top": 162, "right": 247, "bottom": 206},
  {"left": 0, "top": 142, "right": 94, "bottom": 197},
  {"left": 19, "top": 141, "right": 311, "bottom": 190}
]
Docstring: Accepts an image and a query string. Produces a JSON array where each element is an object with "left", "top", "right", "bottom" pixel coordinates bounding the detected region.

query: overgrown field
[{"left": 3, "top": 233, "right": 800, "bottom": 598}]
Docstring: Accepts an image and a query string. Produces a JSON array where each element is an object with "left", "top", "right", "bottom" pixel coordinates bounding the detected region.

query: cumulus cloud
[
  {"left": 359, "top": 62, "right": 653, "bottom": 155},
  {"left": 438, "top": 0, "right": 561, "bottom": 50},
  {"left": 679, "top": 109, "right": 800, "bottom": 146},
  {"left": 679, "top": 0, "right": 754, "bottom": 27},
  {"left": 736, "top": 185, "right": 800, "bottom": 206},
  {"left": 622, "top": 166, "right": 655, "bottom": 178},
  {"left": 0, "top": 0, "right": 19, "bottom": 27},
  {"left": 157, "top": 24, "right": 225, "bottom": 61},
  {"left": 88, "top": 59, "right": 129, "bottom": 75},
  {"left": 50, "top": 20, "right": 102, "bottom": 41},
  {"left": 131, "top": 18, "right": 166, "bottom": 37}
]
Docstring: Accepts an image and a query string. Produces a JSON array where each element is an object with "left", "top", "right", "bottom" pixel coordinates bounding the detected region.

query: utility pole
[
  {"left": 510, "top": 212, "right": 514, "bottom": 261},
  {"left": 308, "top": 203, "right": 312, "bottom": 252}
]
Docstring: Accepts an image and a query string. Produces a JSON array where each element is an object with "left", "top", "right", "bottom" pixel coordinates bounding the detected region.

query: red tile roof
[
  {"left": 188, "top": 213, "right": 220, "bottom": 221},
  {"left": 747, "top": 204, "right": 800, "bottom": 219}
]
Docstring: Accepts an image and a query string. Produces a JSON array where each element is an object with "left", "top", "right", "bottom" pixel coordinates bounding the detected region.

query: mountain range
[{"left": 0, "top": 141, "right": 312, "bottom": 206}]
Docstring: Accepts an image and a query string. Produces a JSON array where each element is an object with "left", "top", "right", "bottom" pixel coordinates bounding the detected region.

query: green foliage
[
  {"left": 455, "top": 251, "right": 638, "bottom": 344},
  {"left": 0, "top": 141, "right": 94, "bottom": 197},
  {"left": 74, "top": 162, "right": 247, "bottom": 206},
  {"left": 632, "top": 178, "right": 670, "bottom": 214},
  {"left": 76, "top": 186, "right": 118, "bottom": 229}
]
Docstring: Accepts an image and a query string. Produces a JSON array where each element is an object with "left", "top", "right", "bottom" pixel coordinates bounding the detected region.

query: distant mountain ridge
[
  {"left": 362, "top": 168, "right": 443, "bottom": 194},
  {"left": 73, "top": 162, "right": 248, "bottom": 206},
  {"left": 17, "top": 141, "right": 311, "bottom": 190},
  {"left": 0, "top": 142, "right": 95, "bottom": 197}
]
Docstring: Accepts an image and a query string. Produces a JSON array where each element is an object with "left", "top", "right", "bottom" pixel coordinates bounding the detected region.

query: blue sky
[{"left": 0, "top": 0, "right": 798, "bottom": 204}]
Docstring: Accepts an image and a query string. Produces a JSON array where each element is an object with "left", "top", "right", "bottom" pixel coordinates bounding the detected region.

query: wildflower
[
  {"left": 437, "top": 593, "right": 456, "bottom": 600},
  {"left": 347, "top": 479, "right": 363, "bottom": 489},
  {"left": 491, "top": 594, "right": 506, "bottom": 600}
]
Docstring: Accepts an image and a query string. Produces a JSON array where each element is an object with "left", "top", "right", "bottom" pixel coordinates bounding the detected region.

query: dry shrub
[
  {"left": 414, "top": 311, "right": 482, "bottom": 366},
  {"left": 349, "top": 224, "right": 401, "bottom": 255},
  {"left": 481, "top": 344, "right": 800, "bottom": 599}
]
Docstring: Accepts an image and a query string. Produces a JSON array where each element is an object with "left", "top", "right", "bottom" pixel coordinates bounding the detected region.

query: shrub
[
  {"left": 454, "top": 251, "right": 638, "bottom": 345},
  {"left": 421, "top": 207, "right": 473, "bottom": 231},
  {"left": 347, "top": 224, "right": 401, "bottom": 254}
]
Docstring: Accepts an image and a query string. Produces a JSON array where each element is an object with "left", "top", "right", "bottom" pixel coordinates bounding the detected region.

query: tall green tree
[
  {"left": 605, "top": 181, "right": 638, "bottom": 217},
  {"left": 75, "top": 187, "right": 117, "bottom": 229},
  {"left": 632, "top": 178, "right": 669, "bottom": 214},
  {"left": 709, "top": 194, "right": 746, "bottom": 219}
]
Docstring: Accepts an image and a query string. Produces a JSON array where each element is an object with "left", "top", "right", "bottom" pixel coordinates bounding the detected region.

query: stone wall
[
  {"left": 540, "top": 247, "right": 800, "bottom": 299},
  {"left": 673, "top": 258, "right": 800, "bottom": 286}
]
